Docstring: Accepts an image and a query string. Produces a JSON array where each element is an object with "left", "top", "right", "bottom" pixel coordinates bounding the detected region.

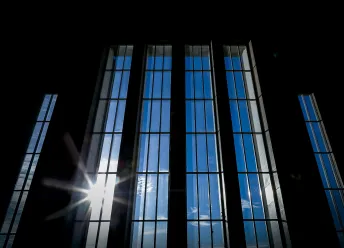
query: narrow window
[
  {"left": 299, "top": 94, "right": 344, "bottom": 247},
  {"left": 185, "top": 45, "right": 227, "bottom": 247},
  {"left": 79, "top": 46, "right": 133, "bottom": 248},
  {"left": 0, "top": 94, "right": 57, "bottom": 248},
  {"left": 131, "top": 45, "right": 171, "bottom": 248},
  {"left": 224, "top": 45, "right": 290, "bottom": 247}
]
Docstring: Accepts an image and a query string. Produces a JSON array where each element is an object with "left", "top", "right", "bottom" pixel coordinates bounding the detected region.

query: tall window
[
  {"left": 299, "top": 94, "right": 344, "bottom": 247},
  {"left": 224, "top": 45, "right": 290, "bottom": 247},
  {"left": 75, "top": 46, "right": 133, "bottom": 248},
  {"left": 185, "top": 45, "right": 226, "bottom": 247},
  {"left": 131, "top": 45, "right": 171, "bottom": 248},
  {"left": 0, "top": 94, "right": 57, "bottom": 248}
]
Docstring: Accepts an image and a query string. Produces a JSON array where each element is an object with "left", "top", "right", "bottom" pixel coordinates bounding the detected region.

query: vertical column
[
  {"left": 185, "top": 45, "right": 227, "bottom": 248},
  {"left": 223, "top": 44, "right": 290, "bottom": 247},
  {"left": 0, "top": 94, "right": 57, "bottom": 248},
  {"left": 299, "top": 94, "right": 344, "bottom": 247},
  {"left": 131, "top": 45, "right": 171, "bottom": 248},
  {"left": 71, "top": 45, "right": 133, "bottom": 248}
]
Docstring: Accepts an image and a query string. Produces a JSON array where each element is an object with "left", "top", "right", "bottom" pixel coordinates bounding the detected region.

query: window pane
[
  {"left": 226, "top": 72, "right": 236, "bottom": 99},
  {"left": 234, "top": 134, "right": 246, "bottom": 172},
  {"left": 187, "top": 174, "right": 198, "bottom": 220},
  {"left": 194, "top": 72, "right": 203, "bottom": 98},
  {"left": 155, "top": 221, "right": 167, "bottom": 247},
  {"left": 229, "top": 101, "right": 241, "bottom": 132},
  {"left": 186, "top": 72, "right": 194, "bottom": 99},
  {"left": 98, "top": 134, "right": 112, "bottom": 172},
  {"left": 105, "top": 101, "right": 117, "bottom": 132},
  {"left": 244, "top": 134, "right": 258, "bottom": 172},
  {"left": 186, "top": 134, "right": 197, "bottom": 172},
  {"left": 186, "top": 101, "right": 195, "bottom": 132},
  {"left": 244, "top": 221, "right": 257, "bottom": 247},
  {"left": 195, "top": 101, "right": 205, "bottom": 132},
  {"left": 150, "top": 101, "right": 161, "bottom": 132},
  {"left": 148, "top": 134, "right": 159, "bottom": 172},
  {"left": 249, "top": 174, "right": 265, "bottom": 219},
  {"left": 114, "top": 100, "right": 126, "bottom": 132},
  {"left": 159, "top": 134, "right": 170, "bottom": 172},
  {"left": 198, "top": 174, "right": 210, "bottom": 219},
  {"left": 141, "top": 100, "right": 151, "bottom": 132},
  {"left": 97, "top": 222, "right": 110, "bottom": 248},
  {"left": 153, "top": 72, "right": 162, "bottom": 98},
  {"left": 111, "top": 71, "right": 122, "bottom": 98},
  {"left": 205, "top": 101, "right": 215, "bottom": 132},
  {"left": 108, "top": 134, "right": 121, "bottom": 172},
  {"left": 37, "top": 95, "right": 51, "bottom": 121},
  {"left": 85, "top": 222, "right": 99, "bottom": 247},
  {"left": 134, "top": 175, "right": 146, "bottom": 220},
  {"left": 101, "top": 174, "right": 117, "bottom": 220},
  {"left": 203, "top": 71, "right": 212, "bottom": 99},
  {"left": 162, "top": 72, "right": 171, "bottom": 98},
  {"left": 197, "top": 134, "right": 207, "bottom": 172},
  {"left": 209, "top": 174, "right": 222, "bottom": 219},
  {"left": 234, "top": 72, "right": 246, "bottom": 99},
  {"left": 137, "top": 134, "right": 149, "bottom": 172},
  {"left": 212, "top": 221, "right": 225, "bottom": 247},
  {"left": 199, "top": 221, "right": 211, "bottom": 247},
  {"left": 132, "top": 222, "right": 143, "bottom": 248},
  {"left": 144, "top": 174, "right": 157, "bottom": 220},
  {"left": 144, "top": 72, "right": 153, "bottom": 98},
  {"left": 119, "top": 71, "right": 130, "bottom": 98},
  {"left": 161, "top": 101, "right": 170, "bottom": 132},
  {"left": 231, "top": 46, "right": 242, "bottom": 70},
  {"left": 157, "top": 174, "right": 169, "bottom": 220},
  {"left": 142, "top": 222, "right": 155, "bottom": 247},
  {"left": 207, "top": 134, "right": 218, "bottom": 172},
  {"left": 187, "top": 222, "right": 199, "bottom": 248},
  {"left": 239, "top": 174, "right": 253, "bottom": 219},
  {"left": 255, "top": 221, "right": 270, "bottom": 247}
]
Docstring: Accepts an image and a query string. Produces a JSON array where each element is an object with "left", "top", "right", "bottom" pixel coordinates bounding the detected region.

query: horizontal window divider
[
  {"left": 237, "top": 171, "right": 278, "bottom": 174},
  {"left": 305, "top": 120, "right": 322, "bottom": 123},
  {"left": 143, "top": 98, "right": 171, "bottom": 101},
  {"left": 139, "top": 132, "right": 170, "bottom": 134},
  {"left": 324, "top": 188, "right": 344, "bottom": 190},
  {"left": 185, "top": 132, "right": 219, "bottom": 134},
  {"left": 185, "top": 70, "right": 212, "bottom": 72},
  {"left": 132, "top": 220, "right": 169, "bottom": 222},
  {"left": 242, "top": 219, "right": 287, "bottom": 222},
  {"left": 104, "top": 69, "right": 131, "bottom": 72},
  {"left": 224, "top": 70, "right": 252, "bottom": 72},
  {"left": 186, "top": 219, "right": 225, "bottom": 221},
  {"left": 314, "top": 152, "right": 333, "bottom": 154},
  {"left": 233, "top": 132, "right": 264, "bottom": 134},
  {"left": 186, "top": 172, "right": 223, "bottom": 174},
  {"left": 98, "top": 98, "right": 128, "bottom": 101},
  {"left": 135, "top": 172, "right": 170, "bottom": 174},
  {"left": 185, "top": 98, "right": 214, "bottom": 100},
  {"left": 228, "top": 99, "right": 258, "bottom": 101},
  {"left": 144, "top": 70, "right": 172, "bottom": 72}
]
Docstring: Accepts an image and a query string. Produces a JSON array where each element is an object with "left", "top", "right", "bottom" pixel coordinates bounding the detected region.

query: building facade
[{"left": 1, "top": 40, "right": 343, "bottom": 247}]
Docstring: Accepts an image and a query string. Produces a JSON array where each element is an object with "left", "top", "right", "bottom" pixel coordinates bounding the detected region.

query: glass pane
[
  {"left": 229, "top": 101, "right": 241, "bottom": 132},
  {"left": 325, "top": 191, "right": 341, "bottom": 230},
  {"left": 199, "top": 221, "right": 211, "bottom": 247},
  {"left": 97, "top": 222, "right": 110, "bottom": 248},
  {"left": 238, "top": 101, "right": 251, "bottom": 132},
  {"left": 239, "top": 174, "right": 253, "bottom": 219},
  {"left": 161, "top": 101, "right": 170, "bottom": 132},
  {"left": 187, "top": 222, "right": 199, "bottom": 248},
  {"left": 231, "top": 46, "right": 242, "bottom": 70},
  {"left": 255, "top": 221, "right": 270, "bottom": 248},
  {"left": 244, "top": 72, "right": 255, "bottom": 99},
  {"left": 119, "top": 71, "right": 130, "bottom": 98},
  {"left": 186, "top": 101, "right": 195, "bottom": 132},
  {"left": 163, "top": 56, "right": 172, "bottom": 71},
  {"left": 153, "top": 72, "right": 162, "bottom": 98},
  {"left": 240, "top": 46, "right": 251, "bottom": 70},
  {"left": 209, "top": 174, "right": 221, "bottom": 219},
  {"left": 159, "top": 134, "right": 170, "bottom": 172},
  {"left": 212, "top": 221, "right": 225, "bottom": 247},
  {"left": 306, "top": 122, "right": 318, "bottom": 152},
  {"left": 144, "top": 174, "right": 157, "bottom": 220},
  {"left": 137, "top": 134, "right": 149, "bottom": 172},
  {"left": 132, "top": 222, "right": 143, "bottom": 248},
  {"left": 105, "top": 101, "right": 117, "bottom": 132},
  {"left": 148, "top": 134, "right": 159, "bottom": 172},
  {"left": 142, "top": 222, "right": 155, "bottom": 247},
  {"left": 205, "top": 101, "right": 215, "bottom": 132},
  {"left": 249, "top": 101, "right": 261, "bottom": 132},
  {"left": 24, "top": 155, "right": 38, "bottom": 190},
  {"left": 111, "top": 71, "right": 122, "bottom": 99},
  {"left": 93, "top": 100, "right": 107, "bottom": 132},
  {"left": 244, "top": 221, "right": 257, "bottom": 248},
  {"left": 304, "top": 95, "right": 317, "bottom": 121},
  {"left": 98, "top": 134, "right": 112, "bottom": 172},
  {"left": 187, "top": 174, "right": 198, "bottom": 220},
  {"left": 197, "top": 134, "right": 207, "bottom": 172},
  {"left": 114, "top": 100, "right": 126, "bottom": 132},
  {"left": 1, "top": 192, "right": 20, "bottom": 233},
  {"left": 198, "top": 174, "right": 210, "bottom": 220},
  {"left": 226, "top": 72, "right": 236, "bottom": 99},
  {"left": 108, "top": 134, "right": 121, "bottom": 172},
  {"left": 333, "top": 190, "right": 344, "bottom": 225},
  {"left": 144, "top": 71, "right": 153, "bottom": 98},
  {"left": 186, "top": 72, "right": 194, "bottom": 99},
  {"left": 195, "top": 101, "right": 205, "bottom": 132},
  {"left": 194, "top": 72, "right": 203, "bottom": 99},
  {"left": 224, "top": 46, "right": 233, "bottom": 70},
  {"left": 106, "top": 48, "right": 115, "bottom": 70},
  {"left": 299, "top": 96, "right": 309, "bottom": 121},
  {"left": 312, "top": 122, "right": 327, "bottom": 152},
  {"left": 87, "top": 134, "right": 101, "bottom": 172},
  {"left": 27, "top": 122, "right": 43, "bottom": 153},
  {"left": 203, "top": 71, "right": 212, "bottom": 99},
  {"left": 207, "top": 134, "right": 218, "bottom": 172},
  {"left": 162, "top": 72, "right": 171, "bottom": 98},
  {"left": 234, "top": 134, "right": 246, "bottom": 172},
  {"left": 141, "top": 100, "right": 151, "bottom": 132},
  {"left": 249, "top": 174, "right": 265, "bottom": 219},
  {"left": 186, "top": 134, "right": 197, "bottom": 172},
  {"left": 46, "top": 95, "right": 57, "bottom": 121},
  {"left": 202, "top": 46, "right": 210, "bottom": 70},
  {"left": 85, "top": 222, "right": 99, "bottom": 248},
  {"left": 150, "top": 100, "right": 161, "bottom": 132},
  {"left": 234, "top": 72, "right": 246, "bottom": 99},
  {"left": 244, "top": 134, "right": 258, "bottom": 172},
  {"left": 146, "top": 46, "right": 155, "bottom": 70},
  {"left": 156, "top": 221, "right": 167, "bottom": 247},
  {"left": 89, "top": 174, "right": 106, "bottom": 220},
  {"left": 101, "top": 174, "right": 116, "bottom": 220},
  {"left": 322, "top": 153, "right": 339, "bottom": 188},
  {"left": 157, "top": 174, "right": 169, "bottom": 220},
  {"left": 37, "top": 95, "right": 51, "bottom": 121},
  {"left": 7, "top": 235, "right": 15, "bottom": 248},
  {"left": 134, "top": 175, "right": 146, "bottom": 220},
  {"left": 194, "top": 46, "right": 202, "bottom": 70},
  {"left": 255, "top": 134, "right": 268, "bottom": 172}
]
